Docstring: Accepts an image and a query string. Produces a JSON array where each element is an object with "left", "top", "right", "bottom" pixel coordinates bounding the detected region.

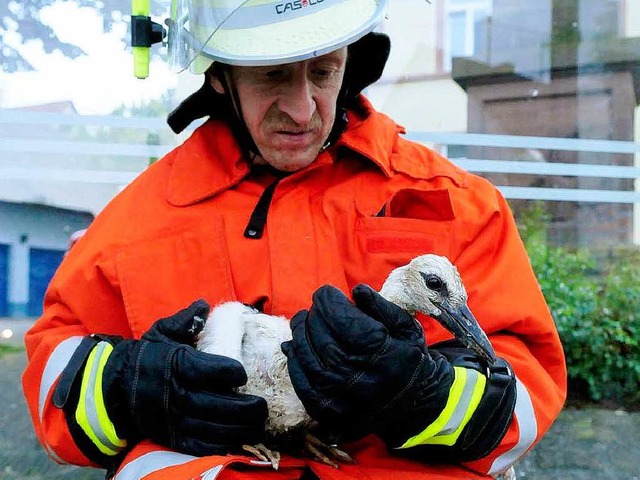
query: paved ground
[
  {"left": 0, "top": 319, "right": 34, "bottom": 348},
  {"left": 2, "top": 319, "right": 639, "bottom": 479}
]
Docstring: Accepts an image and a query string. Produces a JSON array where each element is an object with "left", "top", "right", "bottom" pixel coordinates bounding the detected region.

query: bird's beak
[{"left": 434, "top": 301, "right": 497, "bottom": 365}]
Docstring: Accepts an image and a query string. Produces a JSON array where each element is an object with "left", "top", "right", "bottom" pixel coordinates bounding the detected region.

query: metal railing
[
  {"left": 408, "top": 132, "right": 640, "bottom": 204},
  {"left": 2, "top": 110, "right": 640, "bottom": 204}
]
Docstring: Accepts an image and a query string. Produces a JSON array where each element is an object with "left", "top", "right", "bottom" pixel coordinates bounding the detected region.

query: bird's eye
[{"left": 425, "top": 275, "right": 444, "bottom": 291}]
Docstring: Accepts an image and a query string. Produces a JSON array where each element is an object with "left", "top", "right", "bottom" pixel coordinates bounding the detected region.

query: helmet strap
[{"left": 210, "top": 64, "right": 261, "bottom": 162}]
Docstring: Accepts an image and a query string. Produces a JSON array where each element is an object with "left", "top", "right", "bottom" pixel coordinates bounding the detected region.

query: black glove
[
  {"left": 282, "top": 285, "right": 516, "bottom": 461},
  {"left": 71, "top": 300, "right": 269, "bottom": 460},
  {"left": 282, "top": 284, "right": 442, "bottom": 435}
]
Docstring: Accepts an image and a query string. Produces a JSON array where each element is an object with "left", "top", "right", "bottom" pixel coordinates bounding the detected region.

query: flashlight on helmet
[{"left": 131, "top": 0, "right": 165, "bottom": 79}]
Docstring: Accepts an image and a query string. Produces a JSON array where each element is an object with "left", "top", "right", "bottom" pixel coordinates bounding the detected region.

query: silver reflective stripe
[
  {"left": 436, "top": 368, "right": 481, "bottom": 437},
  {"left": 111, "top": 451, "right": 198, "bottom": 479},
  {"left": 41, "top": 440, "right": 65, "bottom": 465},
  {"left": 38, "top": 335, "right": 84, "bottom": 464},
  {"left": 399, "top": 366, "right": 487, "bottom": 449},
  {"left": 195, "top": 465, "right": 224, "bottom": 480},
  {"left": 489, "top": 377, "right": 537, "bottom": 475},
  {"left": 39, "top": 336, "right": 84, "bottom": 420},
  {"left": 83, "top": 342, "right": 122, "bottom": 452}
]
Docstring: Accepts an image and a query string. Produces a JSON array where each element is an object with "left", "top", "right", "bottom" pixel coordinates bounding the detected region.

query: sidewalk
[
  {"left": 1, "top": 319, "right": 639, "bottom": 479},
  {"left": 1, "top": 318, "right": 104, "bottom": 479}
]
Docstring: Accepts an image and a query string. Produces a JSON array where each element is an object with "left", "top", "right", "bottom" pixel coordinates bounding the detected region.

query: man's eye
[
  {"left": 312, "top": 69, "right": 333, "bottom": 78},
  {"left": 264, "top": 69, "right": 284, "bottom": 79}
]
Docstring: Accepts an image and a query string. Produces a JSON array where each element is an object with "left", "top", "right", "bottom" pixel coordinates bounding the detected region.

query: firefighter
[{"left": 22, "top": 0, "right": 566, "bottom": 478}]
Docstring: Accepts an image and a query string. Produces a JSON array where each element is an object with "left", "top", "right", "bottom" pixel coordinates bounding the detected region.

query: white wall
[
  {"left": 625, "top": 0, "right": 640, "bottom": 37},
  {"left": 367, "top": 77, "right": 467, "bottom": 133},
  {"left": 380, "top": 0, "right": 439, "bottom": 77}
]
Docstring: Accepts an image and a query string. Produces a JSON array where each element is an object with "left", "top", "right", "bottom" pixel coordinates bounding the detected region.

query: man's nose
[{"left": 278, "top": 71, "right": 316, "bottom": 125}]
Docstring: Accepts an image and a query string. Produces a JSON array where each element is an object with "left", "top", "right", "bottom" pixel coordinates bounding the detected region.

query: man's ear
[
  {"left": 206, "top": 64, "right": 227, "bottom": 94},
  {"left": 208, "top": 73, "right": 225, "bottom": 94}
]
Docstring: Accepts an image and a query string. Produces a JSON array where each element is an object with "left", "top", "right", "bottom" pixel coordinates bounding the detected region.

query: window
[{"left": 445, "top": 0, "right": 492, "bottom": 70}]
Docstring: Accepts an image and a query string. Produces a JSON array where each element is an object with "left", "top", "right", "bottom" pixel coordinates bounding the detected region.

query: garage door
[
  {"left": 28, "top": 248, "right": 65, "bottom": 317},
  {"left": 0, "top": 244, "right": 7, "bottom": 317}
]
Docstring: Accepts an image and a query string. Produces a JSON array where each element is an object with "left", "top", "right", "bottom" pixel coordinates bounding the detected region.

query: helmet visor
[{"left": 168, "top": 0, "right": 387, "bottom": 73}]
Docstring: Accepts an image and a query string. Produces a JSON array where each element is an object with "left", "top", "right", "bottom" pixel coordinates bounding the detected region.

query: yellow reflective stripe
[
  {"left": 75, "top": 342, "right": 126, "bottom": 456},
  {"left": 399, "top": 367, "right": 487, "bottom": 449},
  {"left": 93, "top": 343, "right": 127, "bottom": 449},
  {"left": 399, "top": 367, "right": 468, "bottom": 448},
  {"left": 76, "top": 345, "right": 117, "bottom": 455},
  {"left": 425, "top": 369, "right": 487, "bottom": 446}
]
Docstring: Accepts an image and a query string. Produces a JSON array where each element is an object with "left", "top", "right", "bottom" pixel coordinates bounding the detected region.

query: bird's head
[
  {"left": 379, "top": 254, "right": 466, "bottom": 316},
  {"left": 380, "top": 254, "right": 497, "bottom": 364}
]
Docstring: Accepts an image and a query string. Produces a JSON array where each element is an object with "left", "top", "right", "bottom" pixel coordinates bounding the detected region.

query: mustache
[{"left": 264, "top": 109, "right": 323, "bottom": 132}]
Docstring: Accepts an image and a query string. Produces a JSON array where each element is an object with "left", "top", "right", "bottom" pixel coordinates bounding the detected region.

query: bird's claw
[
  {"left": 243, "top": 443, "right": 282, "bottom": 470},
  {"left": 304, "top": 433, "right": 356, "bottom": 469}
]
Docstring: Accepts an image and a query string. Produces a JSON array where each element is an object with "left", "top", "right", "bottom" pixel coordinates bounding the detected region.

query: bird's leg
[
  {"left": 304, "top": 433, "right": 356, "bottom": 468},
  {"left": 242, "top": 444, "right": 282, "bottom": 470}
]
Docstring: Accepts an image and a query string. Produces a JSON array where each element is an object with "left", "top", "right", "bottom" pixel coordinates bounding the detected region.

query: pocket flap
[{"left": 116, "top": 218, "right": 235, "bottom": 338}]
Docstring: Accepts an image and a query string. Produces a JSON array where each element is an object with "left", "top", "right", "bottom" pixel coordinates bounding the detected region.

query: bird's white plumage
[
  {"left": 197, "top": 302, "right": 311, "bottom": 435},
  {"left": 196, "top": 254, "right": 485, "bottom": 442}
]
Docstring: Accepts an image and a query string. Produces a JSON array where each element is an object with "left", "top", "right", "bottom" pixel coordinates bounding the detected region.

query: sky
[{"left": 0, "top": 1, "right": 177, "bottom": 115}]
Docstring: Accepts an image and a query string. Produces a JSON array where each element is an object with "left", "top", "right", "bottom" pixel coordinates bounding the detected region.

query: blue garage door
[
  {"left": 0, "top": 245, "right": 8, "bottom": 317},
  {"left": 28, "top": 248, "right": 65, "bottom": 317}
]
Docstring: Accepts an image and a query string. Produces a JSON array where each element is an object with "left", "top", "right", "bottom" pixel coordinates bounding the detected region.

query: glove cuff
[
  {"left": 396, "top": 365, "right": 488, "bottom": 450},
  {"left": 382, "top": 346, "right": 517, "bottom": 463},
  {"left": 75, "top": 340, "right": 130, "bottom": 455},
  {"left": 101, "top": 337, "right": 138, "bottom": 441},
  {"left": 53, "top": 335, "right": 133, "bottom": 468},
  {"left": 375, "top": 352, "right": 455, "bottom": 448},
  {"left": 450, "top": 357, "right": 516, "bottom": 460}
]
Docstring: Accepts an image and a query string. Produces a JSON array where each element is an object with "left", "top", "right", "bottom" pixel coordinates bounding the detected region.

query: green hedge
[
  {"left": 518, "top": 203, "right": 640, "bottom": 406},
  {"left": 0, "top": 344, "right": 23, "bottom": 359}
]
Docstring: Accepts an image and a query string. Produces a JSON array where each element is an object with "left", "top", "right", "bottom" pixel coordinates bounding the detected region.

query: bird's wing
[{"left": 197, "top": 301, "right": 252, "bottom": 363}]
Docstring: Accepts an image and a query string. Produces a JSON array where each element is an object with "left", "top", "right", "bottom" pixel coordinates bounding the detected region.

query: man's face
[{"left": 210, "top": 48, "right": 347, "bottom": 172}]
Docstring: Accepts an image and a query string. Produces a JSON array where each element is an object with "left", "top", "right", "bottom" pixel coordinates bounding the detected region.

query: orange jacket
[{"left": 23, "top": 96, "right": 566, "bottom": 479}]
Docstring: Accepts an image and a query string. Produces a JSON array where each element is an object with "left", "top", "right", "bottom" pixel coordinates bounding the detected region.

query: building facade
[{"left": 0, "top": 201, "right": 93, "bottom": 317}]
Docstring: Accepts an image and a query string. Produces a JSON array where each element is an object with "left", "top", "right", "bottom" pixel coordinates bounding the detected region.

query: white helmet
[{"left": 168, "top": 0, "right": 388, "bottom": 73}]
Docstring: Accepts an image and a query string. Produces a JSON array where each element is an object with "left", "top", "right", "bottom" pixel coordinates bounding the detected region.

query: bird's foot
[
  {"left": 242, "top": 443, "right": 282, "bottom": 470},
  {"left": 304, "top": 433, "right": 356, "bottom": 469}
]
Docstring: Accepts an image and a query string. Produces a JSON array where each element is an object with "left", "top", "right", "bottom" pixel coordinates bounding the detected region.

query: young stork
[{"left": 196, "top": 254, "right": 496, "bottom": 469}]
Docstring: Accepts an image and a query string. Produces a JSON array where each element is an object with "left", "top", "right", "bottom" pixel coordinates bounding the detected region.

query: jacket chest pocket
[
  {"left": 352, "top": 187, "right": 457, "bottom": 289},
  {"left": 355, "top": 216, "right": 453, "bottom": 288},
  {"left": 115, "top": 218, "right": 236, "bottom": 338}
]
